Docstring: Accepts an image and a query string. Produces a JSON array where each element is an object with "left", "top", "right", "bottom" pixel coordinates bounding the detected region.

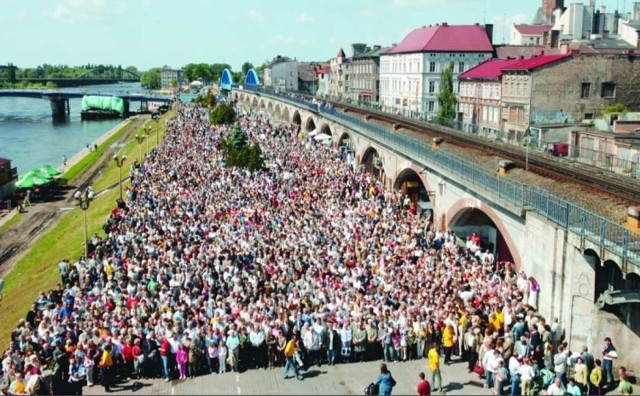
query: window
[
  {"left": 428, "top": 101, "right": 435, "bottom": 112},
  {"left": 429, "top": 81, "right": 436, "bottom": 93},
  {"left": 584, "top": 113, "right": 594, "bottom": 120},
  {"left": 601, "top": 82, "right": 616, "bottom": 98},
  {"left": 580, "top": 82, "right": 591, "bottom": 98},
  {"left": 429, "top": 62, "right": 436, "bottom": 73},
  {"left": 458, "top": 62, "right": 465, "bottom": 73}
]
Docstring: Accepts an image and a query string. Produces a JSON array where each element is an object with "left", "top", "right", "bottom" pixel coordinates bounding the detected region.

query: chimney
[
  {"left": 540, "top": 50, "right": 545, "bottom": 55},
  {"left": 484, "top": 24, "right": 494, "bottom": 43},
  {"left": 442, "top": 22, "right": 448, "bottom": 26},
  {"left": 519, "top": 55, "right": 525, "bottom": 60}
]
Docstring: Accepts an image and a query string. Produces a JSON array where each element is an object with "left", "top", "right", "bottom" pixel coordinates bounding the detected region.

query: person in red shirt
[
  {"left": 121, "top": 340, "right": 135, "bottom": 379},
  {"left": 417, "top": 372, "right": 431, "bottom": 395}
]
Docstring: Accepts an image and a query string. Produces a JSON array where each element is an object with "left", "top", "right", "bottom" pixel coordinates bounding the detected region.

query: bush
[
  {"left": 209, "top": 103, "right": 236, "bottom": 125},
  {"left": 220, "top": 123, "right": 264, "bottom": 172}
]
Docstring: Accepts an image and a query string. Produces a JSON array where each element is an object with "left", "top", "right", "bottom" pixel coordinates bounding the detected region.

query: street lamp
[
  {"left": 74, "top": 188, "right": 94, "bottom": 259},
  {"left": 113, "top": 154, "right": 127, "bottom": 201},
  {"left": 134, "top": 133, "right": 145, "bottom": 163}
]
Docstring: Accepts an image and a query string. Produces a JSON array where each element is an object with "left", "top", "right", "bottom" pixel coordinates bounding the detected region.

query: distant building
[
  {"left": 329, "top": 49, "right": 350, "bottom": 99},
  {"left": 314, "top": 64, "right": 331, "bottom": 97},
  {"left": 297, "top": 63, "right": 318, "bottom": 95},
  {"left": 495, "top": 45, "right": 560, "bottom": 59},
  {"left": 379, "top": 23, "right": 494, "bottom": 118},
  {"left": 510, "top": 24, "right": 551, "bottom": 45},
  {"left": 160, "top": 67, "right": 183, "bottom": 88},
  {"left": 263, "top": 56, "right": 298, "bottom": 92},
  {"left": 347, "top": 44, "right": 389, "bottom": 103}
]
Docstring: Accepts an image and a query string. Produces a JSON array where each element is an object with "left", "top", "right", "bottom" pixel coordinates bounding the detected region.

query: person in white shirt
[
  {"left": 518, "top": 357, "right": 535, "bottom": 395},
  {"left": 546, "top": 376, "right": 566, "bottom": 395}
]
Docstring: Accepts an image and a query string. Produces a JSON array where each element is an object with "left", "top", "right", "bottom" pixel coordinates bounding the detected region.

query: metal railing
[
  {"left": 240, "top": 88, "right": 640, "bottom": 270},
  {"left": 571, "top": 145, "right": 639, "bottom": 179}
]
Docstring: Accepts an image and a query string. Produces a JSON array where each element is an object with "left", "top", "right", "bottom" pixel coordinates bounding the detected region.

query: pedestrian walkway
[{"left": 83, "top": 359, "right": 491, "bottom": 395}]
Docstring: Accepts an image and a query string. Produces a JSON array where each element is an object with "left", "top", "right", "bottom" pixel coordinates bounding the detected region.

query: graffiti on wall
[{"left": 532, "top": 110, "right": 575, "bottom": 125}]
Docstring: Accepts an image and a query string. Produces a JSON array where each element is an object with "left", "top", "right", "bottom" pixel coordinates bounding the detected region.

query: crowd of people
[{"left": 0, "top": 100, "right": 621, "bottom": 396}]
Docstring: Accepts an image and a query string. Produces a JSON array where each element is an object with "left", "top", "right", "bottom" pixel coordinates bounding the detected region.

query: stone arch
[
  {"left": 251, "top": 96, "right": 258, "bottom": 108},
  {"left": 292, "top": 110, "right": 301, "bottom": 126},
  {"left": 259, "top": 99, "right": 266, "bottom": 109},
  {"left": 267, "top": 101, "right": 274, "bottom": 114},
  {"left": 305, "top": 116, "right": 316, "bottom": 133},
  {"left": 274, "top": 104, "right": 282, "bottom": 120},
  {"left": 446, "top": 202, "right": 521, "bottom": 265},
  {"left": 361, "top": 146, "right": 382, "bottom": 179},
  {"left": 338, "top": 131, "right": 353, "bottom": 149},
  {"left": 320, "top": 123, "right": 332, "bottom": 136},
  {"left": 393, "top": 167, "right": 433, "bottom": 216},
  {"left": 283, "top": 107, "right": 292, "bottom": 123}
]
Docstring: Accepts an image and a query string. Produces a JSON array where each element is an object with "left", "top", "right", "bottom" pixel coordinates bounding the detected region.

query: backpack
[{"left": 364, "top": 382, "right": 379, "bottom": 396}]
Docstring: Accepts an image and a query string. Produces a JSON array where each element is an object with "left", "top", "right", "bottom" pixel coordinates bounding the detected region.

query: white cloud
[
  {"left": 297, "top": 13, "right": 314, "bottom": 24},
  {"left": 16, "top": 8, "right": 27, "bottom": 21},
  {"left": 389, "top": 0, "right": 470, "bottom": 8},
  {"left": 270, "top": 34, "right": 307, "bottom": 48},
  {"left": 49, "top": 0, "right": 128, "bottom": 23},
  {"left": 248, "top": 9, "right": 266, "bottom": 23}
]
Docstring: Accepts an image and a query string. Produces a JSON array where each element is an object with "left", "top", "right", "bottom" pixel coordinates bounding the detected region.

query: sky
[{"left": 0, "top": 0, "right": 630, "bottom": 72}]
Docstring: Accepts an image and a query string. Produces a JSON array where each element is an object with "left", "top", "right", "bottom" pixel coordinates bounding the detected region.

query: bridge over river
[{"left": 0, "top": 89, "right": 173, "bottom": 119}]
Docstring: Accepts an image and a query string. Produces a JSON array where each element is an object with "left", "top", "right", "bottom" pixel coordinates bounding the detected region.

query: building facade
[
  {"left": 379, "top": 23, "right": 494, "bottom": 118},
  {"left": 314, "top": 64, "right": 331, "bottom": 97},
  {"left": 160, "top": 67, "right": 183, "bottom": 88},
  {"left": 329, "top": 49, "right": 350, "bottom": 99},
  {"left": 347, "top": 44, "right": 388, "bottom": 103},
  {"left": 458, "top": 59, "right": 517, "bottom": 136},
  {"left": 263, "top": 56, "right": 298, "bottom": 92},
  {"left": 510, "top": 24, "right": 551, "bottom": 46},
  {"left": 297, "top": 63, "right": 318, "bottom": 95}
]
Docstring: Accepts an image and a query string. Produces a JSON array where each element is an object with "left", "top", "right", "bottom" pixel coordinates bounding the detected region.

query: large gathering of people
[{"left": 0, "top": 100, "right": 627, "bottom": 396}]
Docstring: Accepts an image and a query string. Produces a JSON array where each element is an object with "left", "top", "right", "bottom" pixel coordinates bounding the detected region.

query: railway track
[{"left": 323, "top": 99, "right": 640, "bottom": 206}]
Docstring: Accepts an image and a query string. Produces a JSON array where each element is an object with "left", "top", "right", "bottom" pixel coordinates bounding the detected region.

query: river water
[{"left": 0, "top": 83, "right": 143, "bottom": 175}]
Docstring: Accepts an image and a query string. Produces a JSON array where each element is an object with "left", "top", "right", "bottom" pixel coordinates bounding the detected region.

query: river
[{"left": 0, "top": 83, "right": 144, "bottom": 175}]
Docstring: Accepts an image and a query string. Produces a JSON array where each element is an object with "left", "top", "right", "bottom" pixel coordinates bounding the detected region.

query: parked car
[{"left": 550, "top": 143, "right": 569, "bottom": 157}]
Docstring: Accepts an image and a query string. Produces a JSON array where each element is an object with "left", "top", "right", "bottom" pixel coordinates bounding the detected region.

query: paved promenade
[{"left": 84, "top": 359, "right": 492, "bottom": 395}]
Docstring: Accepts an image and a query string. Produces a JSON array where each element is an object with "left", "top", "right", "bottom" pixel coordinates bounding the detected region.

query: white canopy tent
[{"left": 313, "top": 133, "right": 332, "bottom": 141}]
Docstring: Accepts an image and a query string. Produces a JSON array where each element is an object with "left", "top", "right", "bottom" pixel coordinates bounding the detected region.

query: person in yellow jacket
[
  {"left": 590, "top": 359, "right": 603, "bottom": 396},
  {"left": 100, "top": 343, "right": 114, "bottom": 393},
  {"left": 282, "top": 335, "right": 303, "bottom": 381},
  {"left": 442, "top": 324, "right": 455, "bottom": 365},
  {"left": 428, "top": 342, "right": 442, "bottom": 393}
]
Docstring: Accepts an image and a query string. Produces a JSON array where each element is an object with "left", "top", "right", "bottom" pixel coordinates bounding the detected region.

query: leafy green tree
[
  {"left": 242, "top": 62, "right": 254, "bottom": 75},
  {"left": 437, "top": 64, "right": 457, "bottom": 120},
  {"left": 140, "top": 68, "right": 161, "bottom": 89},
  {"left": 209, "top": 103, "right": 236, "bottom": 125},
  {"left": 210, "top": 63, "right": 232, "bottom": 82},
  {"left": 232, "top": 71, "right": 244, "bottom": 84},
  {"left": 230, "top": 122, "right": 247, "bottom": 149},
  {"left": 604, "top": 103, "right": 628, "bottom": 115},
  {"left": 125, "top": 65, "right": 138, "bottom": 75}
]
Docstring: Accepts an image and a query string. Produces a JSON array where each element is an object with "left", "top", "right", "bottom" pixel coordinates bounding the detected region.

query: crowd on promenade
[{"left": 2, "top": 100, "right": 623, "bottom": 396}]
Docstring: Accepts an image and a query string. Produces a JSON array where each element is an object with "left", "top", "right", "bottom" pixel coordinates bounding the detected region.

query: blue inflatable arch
[
  {"left": 244, "top": 68, "right": 260, "bottom": 86},
  {"left": 220, "top": 68, "right": 233, "bottom": 91}
]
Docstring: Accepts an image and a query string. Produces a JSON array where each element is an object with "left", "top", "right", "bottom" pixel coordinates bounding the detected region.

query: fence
[
  {"left": 571, "top": 145, "right": 639, "bottom": 179},
  {"left": 242, "top": 88, "right": 640, "bottom": 270}
]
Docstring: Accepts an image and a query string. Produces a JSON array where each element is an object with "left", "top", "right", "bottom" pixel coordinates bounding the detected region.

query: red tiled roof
[
  {"left": 501, "top": 53, "right": 572, "bottom": 71},
  {"left": 459, "top": 54, "right": 573, "bottom": 79},
  {"left": 495, "top": 45, "right": 560, "bottom": 59},
  {"left": 458, "top": 59, "right": 519, "bottom": 80},
  {"left": 384, "top": 24, "right": 493, "bottom": 54},
  {"left": 514, "top": 24, "right": 551, "bottom": 35}
]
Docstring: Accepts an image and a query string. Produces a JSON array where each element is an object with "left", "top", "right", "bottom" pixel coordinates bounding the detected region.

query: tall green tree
[
  {"left": 140, "top": 68, "right": 161, "bottom": 89},
  {"left": 210, "top": 63, "right": 232, "bottom": 82},
  {"left": 230, "top": 122, "right": 247, "bottom": 149},
  {"left": 209, "top": 102, "right": 236, "bottom": 125},
  {"left": 437, "top": 64, "right": 457, "bottom": 120},
  {"left": 241, "top": 62, "right": 254, "bottom": 75}
]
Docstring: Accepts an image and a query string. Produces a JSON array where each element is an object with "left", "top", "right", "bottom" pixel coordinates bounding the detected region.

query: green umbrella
[
  {"left": 15, "top": 172, "right": 50, "bottom": 189},
  {"left": 30, "top": 168, "right": 53, "bottom": 180},
  {"left": 38, "top": 164, "right": 63, "bottom": 177}
]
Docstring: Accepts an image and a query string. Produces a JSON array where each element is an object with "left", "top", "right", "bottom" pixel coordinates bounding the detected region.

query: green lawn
[
  {"left": 0, "top": 110, "right": 176, "bottom": 347},
  {"left": 0, "top": 213, "right": 21, "bottom": 234}
]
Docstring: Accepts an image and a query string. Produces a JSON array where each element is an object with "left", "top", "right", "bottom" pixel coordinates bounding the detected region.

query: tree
[
  {"left": 140, "top": 68, "right": 161, "bottom": 89},
  {"left": 232, "top": 71, "right": 244, "bottom": 84},
  {"left": 125, "top": 65, "right": 138, "bottom": 75},
  {"left": 603, "top": 103, "right": 627, "bottom": 115},
  {"left": 437, "top": 64, "right": 457, "bottom": 120},
  {"left": 210, "top": 63, "right": 232, "bottom": 82},
  {"left": 230, "top": 122, "right": 247, "bottom": 149},
  {"left": 241, "top": 62, "right": 254, "bottom": 75},
  {"left": 209, "top": 103, "right": 236, "bottom": 125}
]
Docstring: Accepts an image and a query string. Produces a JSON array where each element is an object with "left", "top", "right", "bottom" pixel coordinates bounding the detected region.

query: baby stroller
[{"left": 364, "top": 381, "right": 379, "bottom": 396}]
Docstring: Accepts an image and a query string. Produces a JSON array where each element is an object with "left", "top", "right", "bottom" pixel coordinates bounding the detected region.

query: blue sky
[{"left": 1, "top": 0, "right": 627, "bottom": 71}]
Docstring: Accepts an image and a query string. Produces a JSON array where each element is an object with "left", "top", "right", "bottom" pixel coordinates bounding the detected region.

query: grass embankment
[
  {"left": 0, "top": 213, "right": 22, "bottom": 234},
  {"left": 0, "top": 110, "right": 175, "bottom": 348}
]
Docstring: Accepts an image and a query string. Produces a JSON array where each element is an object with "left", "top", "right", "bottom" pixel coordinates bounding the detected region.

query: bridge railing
[{"left": 245, "top": 88, "right": 640, "bottom": 269}]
